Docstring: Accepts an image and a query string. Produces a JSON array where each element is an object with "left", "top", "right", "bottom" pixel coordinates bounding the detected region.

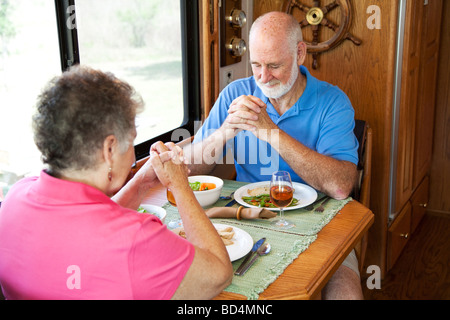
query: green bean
[{"left": 242, "top": 194, "right": 299, "bottom": 208}]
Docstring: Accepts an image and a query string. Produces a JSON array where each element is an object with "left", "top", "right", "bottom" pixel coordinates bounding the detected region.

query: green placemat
[
  {"left": 219, "top": 223, "right": 316, "bottom": 300},
  {"left": 164, "top": 180, "right": 352, "bottom": 236},
  {"left": 162, "top": 180, "right": 351, "bottom": 300}
]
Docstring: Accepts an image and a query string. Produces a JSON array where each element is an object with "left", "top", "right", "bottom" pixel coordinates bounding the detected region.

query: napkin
[{"left": 205, "top": 206, "right": 277, "bottom": 220}]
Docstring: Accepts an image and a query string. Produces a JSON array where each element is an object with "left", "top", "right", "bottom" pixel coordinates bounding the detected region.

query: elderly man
[{"left": 187, "top": 12, "right": 362, "bottom": 299}]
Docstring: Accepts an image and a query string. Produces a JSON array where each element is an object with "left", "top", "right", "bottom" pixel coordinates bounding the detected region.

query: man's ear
[
  {"left": 297, "top": 41, "right": 307, "bottom": 66},
  {"left": 102, "top": 135, "right": 117, "bottom": 167}
]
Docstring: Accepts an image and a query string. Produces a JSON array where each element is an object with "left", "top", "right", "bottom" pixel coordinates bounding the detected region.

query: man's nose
[{"left": 259, "top": 67, "right": 272, "bottom": 84}]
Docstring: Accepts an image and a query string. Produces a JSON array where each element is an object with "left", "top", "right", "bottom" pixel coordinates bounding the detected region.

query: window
[
  {"left": 60, "top": 0, "right": 201, "bottom": 160},
  {"left": 0, "top": 0, "right": 201, "bottom": 199},
  {"left": 0, "top": 0, "right": 61, "bottom": 198}
]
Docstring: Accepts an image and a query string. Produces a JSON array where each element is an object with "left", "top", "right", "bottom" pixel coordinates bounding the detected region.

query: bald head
[{"left": 249, "top": 12, "right": 303, "bottom": 53}]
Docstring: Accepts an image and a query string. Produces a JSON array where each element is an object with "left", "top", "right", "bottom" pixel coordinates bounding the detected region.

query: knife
[
  {"left": 304, "top": 193, "right": 327, "bottom": 211},
  {"left": 234, "top": 237, "right": 266, "bottom": 275},
  {"left": 236, "top": 243, "right": 270, "bottom": 276}
]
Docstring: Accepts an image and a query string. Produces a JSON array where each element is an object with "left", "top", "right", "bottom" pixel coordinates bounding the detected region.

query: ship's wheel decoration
[{"left": 284, "top": 0, "right": 362, "bottom": 69}]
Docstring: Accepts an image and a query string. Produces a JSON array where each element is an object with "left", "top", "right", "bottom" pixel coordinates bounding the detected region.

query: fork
[
  {"left": 314, "top": 197, "right": 331, "bottom": 212},
  {"left": 304, "top": 194, "right": 327, "bottom": 211},
  {"left": 220, "top": 191, "right": 235, "bottom": 200}
]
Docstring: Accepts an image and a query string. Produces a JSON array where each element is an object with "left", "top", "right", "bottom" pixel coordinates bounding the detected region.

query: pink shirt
[{"left": 0, "top": 171, "right": 195, "bottom": 300}]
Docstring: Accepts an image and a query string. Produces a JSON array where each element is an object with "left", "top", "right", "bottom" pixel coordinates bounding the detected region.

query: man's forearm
[{"left": 268, "top": 129, "right": 357, "bottom": 199}]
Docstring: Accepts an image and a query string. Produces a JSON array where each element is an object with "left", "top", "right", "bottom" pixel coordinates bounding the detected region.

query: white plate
[
  {"left": 214, "top": 224, "right": 253, "bottom": 261},
  {"left": 172, "top": 223, "right": 253, "bottom": 262},
  {"left": 138, "top": 204, "right": 167, "bottom": 223},
  {"left": 234, "top": 181, "right": 318, "bottom": 211}
]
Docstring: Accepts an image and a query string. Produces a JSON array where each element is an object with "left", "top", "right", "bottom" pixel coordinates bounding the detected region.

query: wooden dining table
[{"left": 142, "top": 182, "right": 374, "bottom": 300}]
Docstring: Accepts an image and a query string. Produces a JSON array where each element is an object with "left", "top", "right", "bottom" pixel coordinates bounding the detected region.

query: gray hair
[{"left": 32, "top": 65, "right": 144, "bottom": 174}]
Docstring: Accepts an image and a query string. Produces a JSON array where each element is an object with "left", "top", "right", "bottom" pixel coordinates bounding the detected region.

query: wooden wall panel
[
  {"left": 413, "top": 0, "right": 443, "bottom": 190},
  {"left": 429, "top": 0, "right": 450, "bottom": 215},
  {"left": 199, "top": 0, "right": 220, "bottom": 118},
  {"left": 253, "top": 0, "right": 286, "bottom": 16}
]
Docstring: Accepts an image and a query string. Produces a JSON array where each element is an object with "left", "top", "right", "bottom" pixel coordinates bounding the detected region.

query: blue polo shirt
[{"left": 194, "top": 66, "right": 358, "bottom": 184}]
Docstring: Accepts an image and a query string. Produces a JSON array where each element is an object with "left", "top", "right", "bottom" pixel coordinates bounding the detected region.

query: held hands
[
  {"left": 149, "top": 141, "right": 190, "bottom": 191},
  {"left": 111, "top": 141, "right": 188, "bottom": 210},
  {"left": 113, "top": 142, "right": 191, "bottom": 211},
  {"left": 225, "top": 95, "right": 277, "bottom": 140}
]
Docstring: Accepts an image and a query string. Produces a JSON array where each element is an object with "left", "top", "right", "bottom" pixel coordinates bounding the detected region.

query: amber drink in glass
[{"left": 270, "top": 171, "right": 295, "bottom": 229}]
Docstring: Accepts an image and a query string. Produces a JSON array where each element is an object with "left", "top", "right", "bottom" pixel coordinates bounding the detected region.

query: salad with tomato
[
  {"left": 189, "top": 181, "right": 216, "bottom": 191},
  {"left": 242, "top": 194, "right": 299, "bottom": 208}
]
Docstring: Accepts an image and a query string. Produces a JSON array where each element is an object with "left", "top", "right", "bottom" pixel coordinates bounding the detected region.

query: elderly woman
[{"left": 0, "top": 66, "right": 232, "bottom": 300}]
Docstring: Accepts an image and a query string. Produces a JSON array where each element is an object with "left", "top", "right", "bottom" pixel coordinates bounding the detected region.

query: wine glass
[
  {"left": 270, "top": 171, "right": 295, "bottom": 229},
  {"left": 167, "top": 188, "right": 183, "bottom": 229}
]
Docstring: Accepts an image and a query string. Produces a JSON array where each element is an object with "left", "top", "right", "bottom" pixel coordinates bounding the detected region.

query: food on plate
[
  {"left": 247, "top": 186, "right": 270, "bottom": 196},
  {"left": 176, "top": 226, "right": 235, "bottom": 246},
  {"left": 189, "top": 181, "right": 216, "bottom": 191},
  {"left": 242, "top": 194, "right": 299, "bottom": 208},
  {"left": 137, "top": 206, "right": 158, "bottom": 216},
  {"left": 221, "top": 238, "right": 234, "bottom": 246},
  {"left": 217, "top": 227, "right": 235, "bottom": 246},
  {"left": 244, "top": 184, "right": 299, "bottom": 208},
  {"left": 178, "top": 229, "right": 187, "bottom": 239},
  {"left": 137, "top": 207, "right": 149, "bottom": 213}
]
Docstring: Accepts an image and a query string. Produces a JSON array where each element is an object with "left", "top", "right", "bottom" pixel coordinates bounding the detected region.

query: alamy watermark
[
  {"left": 66, "top": 5, "right": 77, "bottom": 30},
  {"left": 66, "top": 265, "right": 81, "bottom": 290},
  {"left": 170, "top": 121, "right": 281, "bottom": 176},
  {"left": 367, "top": 5, "right": 382, "bottom": 30},
  {"left": 366, "top": 265, "right": 382, "bottom": 290}
]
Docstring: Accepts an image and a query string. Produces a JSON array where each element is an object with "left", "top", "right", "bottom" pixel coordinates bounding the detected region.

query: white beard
[{"left": 256, "top": 61, "right": 299, "bottom": 99}]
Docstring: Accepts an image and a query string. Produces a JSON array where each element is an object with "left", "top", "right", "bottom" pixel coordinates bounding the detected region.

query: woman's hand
[
  {"left": 111, "top": 141, "right": 188, "bottom": 209},
  {"left": 149, "top": 141, "right": 190, "bottom": 191}
]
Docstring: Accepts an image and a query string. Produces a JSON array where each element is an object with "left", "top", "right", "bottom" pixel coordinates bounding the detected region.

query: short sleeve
[
  {"left": 128, "top": 217, "right": 195, "bottom": 300},
  {"left": 316, "top": 91, "right": 359, "bottom": 166}
]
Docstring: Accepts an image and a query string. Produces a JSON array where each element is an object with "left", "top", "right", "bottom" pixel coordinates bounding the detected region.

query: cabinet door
[
  {"left": 411, "top": 176, "right": 429, "bottom": 234},
  {"left": 394, "top": 0, "right": 423, "bottom": 214},
  {"left": 388, "top": 202, "right": 412, "bottom": 270}
]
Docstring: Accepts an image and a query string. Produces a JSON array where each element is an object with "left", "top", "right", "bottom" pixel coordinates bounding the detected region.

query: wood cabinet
[
  {"left": 390, "top": 0, "right": 442, "bottom": 272},
  {"left": 388, "top": 201, "right": 411, "bottom": 270},
  {"left": 388, "top": 175, "right": 429, "bottom": 270},
  {"left": 411, "top": 176, "right": 429, "bottom": 234},
  {"left": 413, "top": 1, "right": 442, "bottom": 189},
  {"left": 395, "top": 0, "right": 443, "bottom": 216},
  {"left": 393, "top": 0, "right": 423, "bottom": 215},
  {"left": 429, "top": 1, "right": 450, "bottom": 216}
]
